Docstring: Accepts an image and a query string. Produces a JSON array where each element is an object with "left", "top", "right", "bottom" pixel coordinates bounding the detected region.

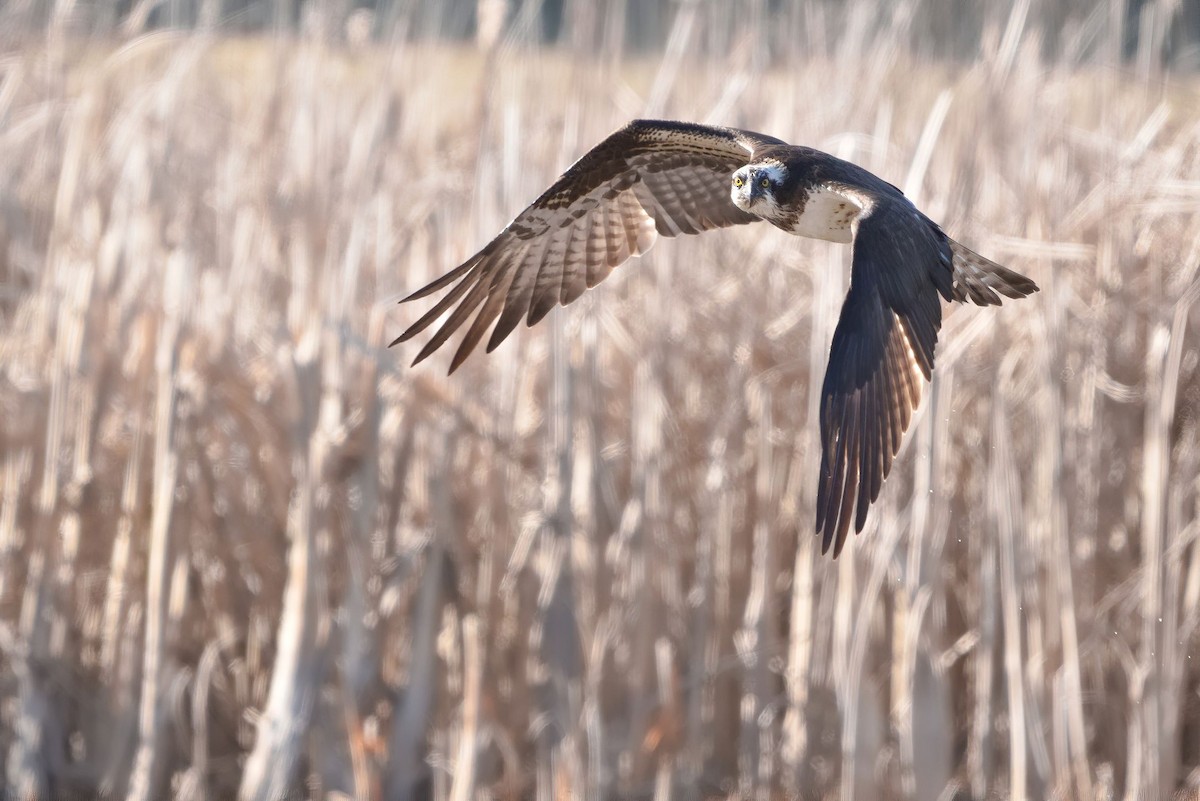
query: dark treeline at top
[{"left": 4, "top": 0, "right": 1198, "bottom": 69}]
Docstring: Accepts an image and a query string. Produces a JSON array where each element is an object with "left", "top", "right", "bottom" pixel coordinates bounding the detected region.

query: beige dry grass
[{"left": 1, "top": 13, "right": 1200, "bottom": 801}]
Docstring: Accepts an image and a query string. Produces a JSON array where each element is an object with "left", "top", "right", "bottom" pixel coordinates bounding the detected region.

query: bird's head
[{"left": 731, "top": 163, "right": 787, "bottom": 216}]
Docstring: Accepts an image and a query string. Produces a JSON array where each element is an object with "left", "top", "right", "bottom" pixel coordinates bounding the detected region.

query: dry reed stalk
[
  {"left": 7, "top": 549, "right": 51, "bottom": 801},
  {"left": 0, "top": 449, "right": 31, "bottom": 604},
  {"left": 532, "top": 311, "right": 585, "bottom": 800},
  {"left": 969, "top": 509, "right": 998, "bottom": 799},
  {"left": 1044, "top": 274, "right": 1095, "bottom": 801},
  {"left": 384, "top": 530, "right": 447, "bottom": 800},
  {"left": 237, "top": 328, "right": 332, "bottom": 801},
  {"left": 1134, "top": 276, "right": 1200, "bottom": 800},
  {"left": 124, "top": 250, "right": 186, "bottom": 801},
  {"left": 650, "top": 636, "right": 676, "bottom": 801},
  {"left": 448, "top": 614, "right": 483, "bottom": 801},
  {"left": 993, "top": 350, "right": 1030, "bottom": 801},
  {"left": 780, "top": 521, "right": 813, "bottom": 796},
  {"left": 175, "top": 640, "right": 221, "bottom": 801},
  {"left": 735, "top": 390, "right": 778, "bottom": 800}
]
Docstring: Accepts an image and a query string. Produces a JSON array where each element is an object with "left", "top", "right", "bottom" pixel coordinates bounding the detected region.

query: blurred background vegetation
[
  {"left": 1, "top": 1, "right": 1200, "bottom": 800},
  {"left": 3, "top": 0, "right": 1200, "bottom": 64}
]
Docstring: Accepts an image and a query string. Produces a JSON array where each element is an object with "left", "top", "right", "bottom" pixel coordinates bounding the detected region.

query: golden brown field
[{"left": 2, "top": 9, "right": 1200, "bottom": 801}]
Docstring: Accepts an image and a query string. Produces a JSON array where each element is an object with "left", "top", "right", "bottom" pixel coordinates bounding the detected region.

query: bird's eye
[
  {"left": 733, "top": 176, "right": 744, "bottom": 188},
  {"left": 760, "top": 177, "right": 770, "bottom": 188}
]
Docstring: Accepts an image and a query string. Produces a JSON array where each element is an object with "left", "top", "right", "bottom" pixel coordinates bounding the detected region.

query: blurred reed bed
[{"left": 1, "top": 6, "right": 1200, "bottom": 801}]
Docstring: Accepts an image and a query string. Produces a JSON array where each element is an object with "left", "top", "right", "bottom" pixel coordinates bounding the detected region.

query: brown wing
[
  {"left": 815, "top": 195, "right": 956, "bottom": 557},
  {"left": 391, "top": 119, "right": 784, "bottom": 372}
]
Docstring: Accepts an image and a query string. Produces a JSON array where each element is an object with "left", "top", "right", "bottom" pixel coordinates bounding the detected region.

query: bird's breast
[{"left": 773, "top": 185, "right": 861, "bottom": 244}]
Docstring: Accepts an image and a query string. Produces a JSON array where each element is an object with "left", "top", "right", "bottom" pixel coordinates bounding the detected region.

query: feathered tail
[{"left": 948, "top": 239, "right": 1039, "bottom": 306}]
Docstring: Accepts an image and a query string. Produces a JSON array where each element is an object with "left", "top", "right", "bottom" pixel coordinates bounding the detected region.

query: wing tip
[
  {"left": 399, "top": 286, "right": 431, "bottom": 304},
  {"left": 819, "top": 528, "right": 834, "bottom": 557},
  {"left": 526, "top": 297, "right": 557, "bottom": 329},
  {"left": 485, "top": 331, "right": 508, "bottom": 354},
  {"left": 447, "top": 341, "right": 475, "bottom": 375},
  {"left": 948, "top": 240, "right": 1041, "bottom": 307},
  {"left": 816, "top": 517, "right": 851, "bottom": 559},
  {"left": 817, "top": 507, "right": 863, "bottom": 559},
  {"left": 403, "top": 331, "right": 476, "bottom": 373},
  {"left": 389, "top": 323, "right": 422, "bottom": 347}
]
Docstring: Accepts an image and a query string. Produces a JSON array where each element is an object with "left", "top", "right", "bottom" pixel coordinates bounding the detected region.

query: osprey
[{"left": 393, "top": 119, "right": 1037, "bottom": 557}]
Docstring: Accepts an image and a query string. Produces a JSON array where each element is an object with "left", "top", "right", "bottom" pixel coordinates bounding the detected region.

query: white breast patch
[{"left": 784, "top": 186, "right": 863, "bottom": 244}]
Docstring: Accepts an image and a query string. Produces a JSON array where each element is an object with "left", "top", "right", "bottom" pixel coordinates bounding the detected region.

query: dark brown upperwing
[
  {"left": 815, "top": 195, "right": 954, "bottom": 557},
  {"left": 392, "top": 119, "right": 784, "bottom": 373}
]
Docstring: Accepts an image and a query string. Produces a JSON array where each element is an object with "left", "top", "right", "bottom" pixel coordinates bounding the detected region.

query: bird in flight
[{"left": 392, "top": 119, "right": 1037, "bottom": 557}]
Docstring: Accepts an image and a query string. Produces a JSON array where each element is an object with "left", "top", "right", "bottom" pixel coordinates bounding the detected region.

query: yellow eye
[
  {"left": 733, "top": 176, "right": 744, "bottom": 188},
  {"left": 760, "top": 177, "right": 770, "bottom": 188}
]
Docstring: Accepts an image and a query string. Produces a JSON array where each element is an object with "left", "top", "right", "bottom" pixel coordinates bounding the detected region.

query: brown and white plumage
[
  {"left": 393, "top": 119, "right": 1039, "bottom": 557},
  {"left": 394, "top": 120, "right": 782, "bottom": 372}
]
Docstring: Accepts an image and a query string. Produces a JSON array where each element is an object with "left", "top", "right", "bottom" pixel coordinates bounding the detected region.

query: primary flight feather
[{"left": 392, "top": 119, "right": 1038, "bottom": 557}]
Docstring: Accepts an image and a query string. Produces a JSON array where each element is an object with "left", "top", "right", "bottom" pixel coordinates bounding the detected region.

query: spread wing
[
  {"left": 815, "top": 194, "right": 955, "bottom": 557},
  {"left": 392, "top": 119, "right": 784, "bottom": 372}
]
